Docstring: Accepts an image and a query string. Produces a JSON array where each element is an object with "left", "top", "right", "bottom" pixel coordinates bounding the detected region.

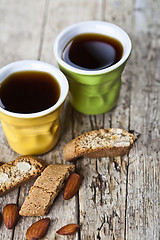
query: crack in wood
[
  {"left": 129, "top": 130, "right": 141, "bottom": 141},
  {"left": 124, "top": 157, "right": 129, "bottom": 240},
  {"left": 106, "top": 211, "right": 120, "bottom": 240},
  {"left": 37, "top": 0, "right": 50, "bottom": 60},
  {"left": 96, "top": 215, "right": 106, "bottom": 239}
]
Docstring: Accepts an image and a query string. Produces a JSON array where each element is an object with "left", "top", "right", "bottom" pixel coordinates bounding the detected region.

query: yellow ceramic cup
[{"left": 0, "top": 60, "right": 69, "bottom": 155}]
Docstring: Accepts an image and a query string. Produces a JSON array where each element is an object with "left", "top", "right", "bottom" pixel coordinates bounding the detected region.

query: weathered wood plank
[
  {"left": 103, "top": 0, "right": 135, "bottom": 239},
  {"left": 0, "top": 0, "right": 159, "bottom": 239},
  {"left": 0, "top": 0, "right": 45, "bottom": 239},
  {"left": 75, "top": 0, "right": 134, "bottom": 239},
  {"left": 28, "top": 0, "right": 103, "bottom": 239},
  {"left": 126, "top": 0, "right": 160, "bottom": 239},
  {"left": 0, "top": 0, "right": 45, "bottom": 68}
]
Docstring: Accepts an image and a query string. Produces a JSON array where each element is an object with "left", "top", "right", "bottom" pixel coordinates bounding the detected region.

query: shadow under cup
[
  {"left": 54, "top": 21, "right": 132, "bottom": 115},
  {"left": 0, "top": 60, "right": 69, "bottom": 155}
]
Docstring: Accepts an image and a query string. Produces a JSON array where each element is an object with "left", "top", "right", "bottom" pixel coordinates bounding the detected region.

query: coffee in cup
[
  {"left": 0, "top": 60, "right": 69, "bottom": 155},
  {"left": 54, "top": 21, "right": 132, "bottom": 115},
  {"left": 62, "top": 33, "right": 123, "bottom": 70},
  {"left": 0, "top": 70, "right": 60, "bottom": 114}
]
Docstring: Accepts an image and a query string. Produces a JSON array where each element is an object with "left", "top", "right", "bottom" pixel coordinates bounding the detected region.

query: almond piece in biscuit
[{"left": 0, "top": 155, "right": 45, "bottom": 196}]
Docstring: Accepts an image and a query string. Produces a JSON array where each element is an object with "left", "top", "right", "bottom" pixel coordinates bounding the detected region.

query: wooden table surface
[{"left": 0, "top": 0, "right": 159, "bottom": 239}]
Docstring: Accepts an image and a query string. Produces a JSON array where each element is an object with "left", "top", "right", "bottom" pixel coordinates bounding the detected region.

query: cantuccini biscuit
[
  {"left": 19, "top": 164, "right": 75, "bottom": 216},
  {"left": 0, "top": 155, "right": 45, "bottom": 196},
  {"left": 63, "top": 128, "right": 135, "bottom": 161}
]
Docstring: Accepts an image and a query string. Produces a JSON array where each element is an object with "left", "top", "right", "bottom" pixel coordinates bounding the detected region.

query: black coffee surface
[
  {"left": 0, "top": 71, "right": 60, "bottom": 114},
  {"left": 62, "top": 33, "right": 123, "bottom": 70}
]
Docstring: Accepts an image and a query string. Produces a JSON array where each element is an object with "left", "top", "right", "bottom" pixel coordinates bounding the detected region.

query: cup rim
[
  {"left": 0, "top": 60, "right": 69, "bottom": 119},
  {"left": 53, "top": 20, "right": 132, "bottom": 75}
]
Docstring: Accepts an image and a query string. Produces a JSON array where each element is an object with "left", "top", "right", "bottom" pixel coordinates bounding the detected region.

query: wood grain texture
[
  {"left": 126, "top": 0, "right": 160, "bottom": 239},
  {"left": 0, "top": 0, "right": 159, "bottom": 239},
  {"left": 0, "top": 1, "right": 45, "bottom": 239}
]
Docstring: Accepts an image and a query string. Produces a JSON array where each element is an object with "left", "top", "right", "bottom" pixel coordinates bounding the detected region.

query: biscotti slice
[
  {"left": 0, "top": 155, "right": 45, "bottom": 196},
  {"left": 19, "top": 164, "right": 75, "bottom": 216},
  {"left": 63, "top": 128, "right": 135, "bottom": 161}
]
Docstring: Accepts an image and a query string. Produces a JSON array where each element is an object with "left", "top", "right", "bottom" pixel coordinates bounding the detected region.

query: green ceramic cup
[{"left": 54, "top": 21, "right": 132, "bottom": 115}]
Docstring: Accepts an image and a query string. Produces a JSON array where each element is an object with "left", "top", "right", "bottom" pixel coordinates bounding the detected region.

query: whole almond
[
  {"left": 64, "top": 173, "right": 81, "bottom": 200},
  {"left": 26, "top": 218, "right": 50, "bottom": 240},
  {"left": 56, "top": 223, "right": 80, "bottom": 235},
  {"left": 3, "top": 203, "right": 19, "bottom": 229}
]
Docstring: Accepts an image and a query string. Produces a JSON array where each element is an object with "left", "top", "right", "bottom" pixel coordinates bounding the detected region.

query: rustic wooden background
[{"left": 0, "top": 0, "right": 159, "bottom": 239}]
